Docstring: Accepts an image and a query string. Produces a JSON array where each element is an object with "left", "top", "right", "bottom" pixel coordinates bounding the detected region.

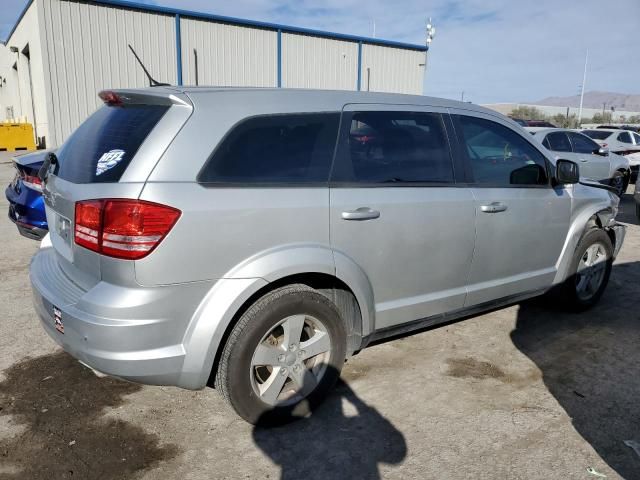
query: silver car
[
  {"left": 529, "top": 128, "right": 630, "bottom": 196},
  {"left": 31, "top": 88, "right": 626, "bottom": 425}
]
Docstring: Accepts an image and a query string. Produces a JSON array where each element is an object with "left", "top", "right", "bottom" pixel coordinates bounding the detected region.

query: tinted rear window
[
  {"left": 56, "top": 105, "right": 169, "bottom": 183},
  {"left": 582, "top": 130, "right": 612, "bottom": 140},
  {"left": 199, "top": 113, "right": 340, "bottom": 184}
]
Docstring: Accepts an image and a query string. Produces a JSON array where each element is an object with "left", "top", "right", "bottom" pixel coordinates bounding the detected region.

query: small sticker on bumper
[{"left": 53, "top": 306, "right": 64, "bottom": 334}]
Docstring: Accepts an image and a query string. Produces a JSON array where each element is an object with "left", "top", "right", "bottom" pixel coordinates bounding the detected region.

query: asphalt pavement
[{"left": 1, "top": 151, "right": 639, "bottom": 479}]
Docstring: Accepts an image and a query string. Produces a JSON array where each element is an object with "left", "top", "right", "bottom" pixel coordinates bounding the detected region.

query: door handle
[
  {"left": 341, "top": 207, "right": 380, "bottom": 221},
  {"left": 480, "top": 202, "right": 508, "bottom": 213},
  {"left": 579, "top": 159, "right": 588, "bottom": 162}
]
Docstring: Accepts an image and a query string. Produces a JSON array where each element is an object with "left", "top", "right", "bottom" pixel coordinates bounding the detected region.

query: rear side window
[
  {"left": 455, "top": 115, "right": 548, "bottom": 186},
  {"left": 583, "top": 130, "right": 612, "bottom": 141},
  {"left": 56, "top": 105, "right": 169, "bottom": 183},
  {"left": 618, "top": 131, "right": 633, "bottom": 144},
  {"left": 567, "top": 132, "right": 599, "bottom": 154},
  {"left": 332, "top": 111, "right": 454, "bottom": 183},
  {"left": 543, "top": 132, "right": 572, "bottom": 152},
  {"left": 199, "top": 113, "right": 340, "bottom": 184}
]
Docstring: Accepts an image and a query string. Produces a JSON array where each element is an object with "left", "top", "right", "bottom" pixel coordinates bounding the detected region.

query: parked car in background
[
  {"left": 5, "top": 150, "right": 50, "bottom": 240},
  {"left": 597, "top": 125, "right": 640, "bottom": 133},
  {"left": 529, "top": 128, "right": 630, "bottom": 196},
  {"left": 31, "top": 88, "right": 625, "bottom": 425},
  {"left": 583, "top": 128, "right": 640, "bottom": 182},
  {"left": 510, "top": 117, "right": 528, "bottom": 126},
  {"left": 526, "top": 120, "right": 557, "bottom": 128}
]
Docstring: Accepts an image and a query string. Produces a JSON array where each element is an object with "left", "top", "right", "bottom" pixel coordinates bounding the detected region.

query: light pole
[
  {"left": 578, "top": 49, "right": 588, "bottom": 125},
  {"left": 421, "top": 19, "right": 436, "bottom": 95}
]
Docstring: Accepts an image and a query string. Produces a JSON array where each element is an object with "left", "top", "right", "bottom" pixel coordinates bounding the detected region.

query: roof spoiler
[{"left": 98, "top": 89, "right": 190, "bottom": 107}]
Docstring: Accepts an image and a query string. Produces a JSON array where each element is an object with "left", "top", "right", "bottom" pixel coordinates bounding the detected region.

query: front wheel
[
  {"left": 610, "top": 171, "right": 627, "bottom": 197},
  {"left": 215, "top": 284, "right": 346, "bottom": 425},
  {"left": 559, "top": 228, "right": 613, "bottom": 311}
]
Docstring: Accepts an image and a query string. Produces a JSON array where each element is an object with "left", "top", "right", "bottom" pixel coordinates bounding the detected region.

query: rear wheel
[
  {"left": 559, "top": 228, "right": 613, "bottom": 311},
  {"left": 216, "top": 284, "right": 346, "bottom": 425}
]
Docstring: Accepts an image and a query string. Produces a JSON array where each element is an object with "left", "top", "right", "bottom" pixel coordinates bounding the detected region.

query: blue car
[{"left": 5, "top": 150, "right": 50, "bottom": 240}]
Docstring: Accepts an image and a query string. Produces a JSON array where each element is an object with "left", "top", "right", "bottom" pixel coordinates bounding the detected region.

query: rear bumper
[
  {"left": 6, "top": 183, "right": 48, "bottom": 240},
  {"left": 30, "top": 246, "right": 213, "bottom": 388},
  {"left": 8, "top": 208, "right": 48, "bottom": 240}
]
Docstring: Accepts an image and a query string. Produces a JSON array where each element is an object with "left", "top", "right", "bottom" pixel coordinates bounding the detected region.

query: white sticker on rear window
[{"left": 96, "top": 149, "right": 125, "bottom": 176}]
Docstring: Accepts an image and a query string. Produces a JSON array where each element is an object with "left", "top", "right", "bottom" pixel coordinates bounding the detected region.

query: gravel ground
[{"left": 0, "top": 151, "right": 639, "bottom": 480}]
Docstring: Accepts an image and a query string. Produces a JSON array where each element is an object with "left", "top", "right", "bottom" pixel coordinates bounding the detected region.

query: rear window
[
  {"left": 582, "top": 130, "right": 612, "bottom": 140},
  {"left": 199, "top": 113, "right": 340, "bottom": 184},
  {"left": 55, "top": 105, "right": 169, "bottom": 183}
]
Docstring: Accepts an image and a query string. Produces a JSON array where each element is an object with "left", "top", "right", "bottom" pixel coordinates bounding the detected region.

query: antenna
[{"left": 127, "top": 44, "right": 170, "bottom": 87}]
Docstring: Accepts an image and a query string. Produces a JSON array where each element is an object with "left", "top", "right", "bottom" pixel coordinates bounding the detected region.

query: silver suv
[{"left": 31, "top": 88, "right": 625, "bottom": 425}]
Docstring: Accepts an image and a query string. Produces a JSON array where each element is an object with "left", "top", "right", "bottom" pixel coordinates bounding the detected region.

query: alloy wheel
[
  {"left": 249, "top": 314, "right": 332, "bottom": 406},
  {"left": 575, "top": 242, "right": 608, "bottom": 301}
]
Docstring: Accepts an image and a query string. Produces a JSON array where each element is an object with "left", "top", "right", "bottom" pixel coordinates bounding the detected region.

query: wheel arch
[
  {"left": 177, "top": 245, "right": 375, "bottom": 390},
  {"left": 554, "top": 205, "right": 617, "bottom": 284}
]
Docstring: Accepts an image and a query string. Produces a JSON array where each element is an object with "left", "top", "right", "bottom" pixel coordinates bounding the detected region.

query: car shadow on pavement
[
  {"left": 252, "top": 375, "right": 407, "bottom": 480},
  {"left": 511, "top": 261, "right": 640, "bottom": 479},
  {"left": 0, "top": 351, "right": 179, "bottom": 480}
]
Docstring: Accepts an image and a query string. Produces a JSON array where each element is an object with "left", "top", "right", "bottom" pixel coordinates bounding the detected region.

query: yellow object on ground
[{"left": 0, "top": 123, "right": 36, "bottom": 152}]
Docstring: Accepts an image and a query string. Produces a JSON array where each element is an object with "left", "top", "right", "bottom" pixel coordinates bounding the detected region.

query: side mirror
[
  {"left": 555, "top": 159, "right": 579, "bottom": 184},
  {"left": 594, "top": 146, "right": 609, "bottom": 156}
]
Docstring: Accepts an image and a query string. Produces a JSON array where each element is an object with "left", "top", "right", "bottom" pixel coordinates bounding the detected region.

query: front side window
[
  {"left": 543, "top": 132, "right": 572, "bottom": 152},
  {"left": 617, "top": 131, "right": 633, "bottom": 144},
  {"left": 456, "top": 115, "right": 548, "bottom": 186},
  {"left": 567, "top": 132, "right": 599, "bottom": 154},
  {"left": 199, "top": 113, "right": 340, "bottom": 184},
  {"left": 332, "top": 111, "right": 454, "bottom": 183},
  {"left": 633, "top": 133, "right": 640, "bottom": 145}
]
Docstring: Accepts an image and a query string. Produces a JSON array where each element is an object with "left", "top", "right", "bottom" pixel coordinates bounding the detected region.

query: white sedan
[
  {"left": 527, "top": 128, "right": 630, "bottom": 196},
  {"left": 582, "top": 128, "right": 640, "bottom": 183}
]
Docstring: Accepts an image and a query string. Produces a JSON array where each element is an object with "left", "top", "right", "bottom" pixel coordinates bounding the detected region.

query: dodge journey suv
[{"left": 31, "top": 88, "right": 625, "bottom": 424}]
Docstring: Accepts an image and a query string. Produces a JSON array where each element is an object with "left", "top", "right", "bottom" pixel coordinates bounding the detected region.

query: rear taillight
[
  {"left": 74, "top": 199, "right": 180, "bottom": 260},
  {"left": 22, "top": 173, "right": 43, "bottom": 192}
]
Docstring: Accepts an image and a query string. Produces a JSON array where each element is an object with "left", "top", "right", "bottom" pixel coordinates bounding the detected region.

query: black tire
[
  {"left": 610, "top": 170, "right": 627, "bottom": 197},
  {"left": 215, "top": 284, "right": 346, "bottom": 425},
  {"left": 636, "top": 203, "right": 640, "bottom": 222},
  {"left": 559, "top": 228, "right": 613, "bottom": 311}
]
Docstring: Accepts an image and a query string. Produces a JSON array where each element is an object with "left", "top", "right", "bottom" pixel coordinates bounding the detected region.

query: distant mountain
[{"left": 534, "top": 91, "right": 640, "bottom": 112}]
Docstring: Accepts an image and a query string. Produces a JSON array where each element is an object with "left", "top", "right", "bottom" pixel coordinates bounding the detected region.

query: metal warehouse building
[{"left": 0, "top": 0, "right": 428, "bottom": 149}]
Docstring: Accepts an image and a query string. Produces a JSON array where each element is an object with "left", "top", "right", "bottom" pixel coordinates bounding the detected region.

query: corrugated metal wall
[
  {"left": 40, "top": 0, "right": 177, "bottom": 144},
  {"left": 17, "top": 0, "right": 426, "bottom": 147},
  {"left": 361, "top": 44, "right": 424, "bottom": 94},
  {"left": 282, "top": 33, "right": 358, "bottom": 90},
  {"left": 180, "top": 18, "right": 277, "bottom": 87}
]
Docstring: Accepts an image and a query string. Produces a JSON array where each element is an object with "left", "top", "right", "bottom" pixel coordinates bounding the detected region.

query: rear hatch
[{"left": 41, "top": 89, "right": 192, "bottom": 290}]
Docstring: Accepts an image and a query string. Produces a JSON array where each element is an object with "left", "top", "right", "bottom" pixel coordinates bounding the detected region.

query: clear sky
[{"left": 2, "top": 0, "right": 639, "bottom": 103}]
